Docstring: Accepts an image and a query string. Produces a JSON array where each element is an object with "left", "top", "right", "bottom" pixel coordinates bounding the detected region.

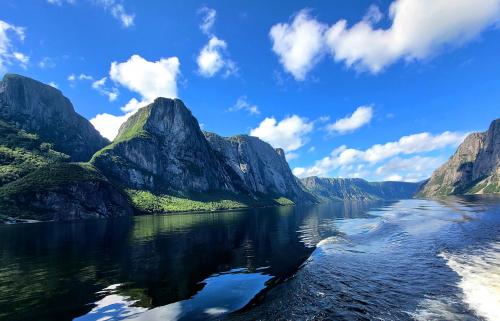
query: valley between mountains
[{"left": 0, "top": 74, "right": 498, "bottom": 223}]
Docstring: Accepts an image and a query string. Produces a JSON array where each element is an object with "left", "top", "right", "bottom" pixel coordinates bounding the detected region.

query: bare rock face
[
  {"left": 92, "top": 98, "right": 244, "bottom": 194},
  {"left": 204, "top": 132, "right": 313, "bottom": 202},
  {"left": 418, "top": 119, "right": 500, "bottom": 196},
  {"left": 300, "top": 176, "right": 420, "bottom": 201},
  {"left": 0, "top": 74, "right": 109, "bottom": 161}
]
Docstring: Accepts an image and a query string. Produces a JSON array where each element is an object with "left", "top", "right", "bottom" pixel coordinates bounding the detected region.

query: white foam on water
[
  {"left": 440, "top": 242, "right": 500, "bottom": 321},
  {"left": 410, "top": 295, "right": 471, "bottom": 321}
]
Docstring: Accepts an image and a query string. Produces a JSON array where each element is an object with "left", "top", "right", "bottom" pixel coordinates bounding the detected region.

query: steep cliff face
[
  {"left": 301, "top": 176, "right": 420, "bottom": 201},
  {"left": 418, "top": 119, "right": 500, "bottom": 196},
  {"left": 0, "top": 163, "right": 133, "bottom": 223},
  {"left": 204, "top": 132, "right": 313, "bottom": 202},
  {"left": 0, "top": 74, "right": 109, "bottom": 161},
  {"left": 92, "top": 98, "right": 243, "bottom": 194}
]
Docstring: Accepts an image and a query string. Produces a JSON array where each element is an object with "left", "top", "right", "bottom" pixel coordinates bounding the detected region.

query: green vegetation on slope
[
  {"left": 0, "top": 163, "right": 108, "bottom": 220},
  {"left": 0, "top": 120, "right": 69, "bottom": 186},
  {"left": 126, "top": 189, "right": 293, "bottom": 214},
  {"left": 91, "top": 105, "right": 152, "bottom": 162}
]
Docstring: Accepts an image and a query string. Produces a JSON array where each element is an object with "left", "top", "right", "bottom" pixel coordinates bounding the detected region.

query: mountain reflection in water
[{"left": 1, "top": 197, "right": 498, "bottom": 321}]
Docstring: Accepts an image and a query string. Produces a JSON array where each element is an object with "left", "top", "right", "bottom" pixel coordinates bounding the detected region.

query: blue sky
[{"left": 1, "top": 0, "right": 500, "bottom": 182}]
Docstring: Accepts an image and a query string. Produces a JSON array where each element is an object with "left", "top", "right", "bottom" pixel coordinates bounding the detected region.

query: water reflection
[{"left": 0, "top": 200, "right": 386, "bottom": 321}]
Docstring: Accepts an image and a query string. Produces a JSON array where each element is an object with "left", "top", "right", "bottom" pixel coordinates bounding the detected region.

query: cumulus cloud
[
  {"left": 327, "top": 105, "right": 373, "bottom": 134},
  {"left": 110, "top": 55, "right": 179, "bottom": 104},
  {"left": 269, "top": 10, "right": 326, "bottom": 80},
  {"left": 0, "top": 20, "right": 28, "bottom": 72},
  {"left": 196, "top": 8, "right": 237, "bottom": 78},
  {"left": 375, "top": 156, "right": 444, "bottom": 182},
  {"left": 228, "top": 96, "right": 260, "bottom": 115},
  {"left": 271, "top": 0, "right": 500, "bottom": 78},
  {"left": 293, "top": 130, "right": 466, "bottom": 180},
  {"left": 90, "top": 54, "right": 180, "bottom": 140},
  {"left": 250, "top": 115, "right": 314, "bottom": 152},
  {"left": 326, "top": 0, "right": 500, "bottom": 72}
]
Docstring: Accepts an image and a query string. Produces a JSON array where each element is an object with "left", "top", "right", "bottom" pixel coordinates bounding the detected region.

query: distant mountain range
[
  {"left": 2, "top": 73, "right": 494, "bottom": 223},
  {"left": 301, "top": 176, "right": 421, "bottom": 201},
  {"left": 418, "top": 119, "right": 500, "bottom": 197}
]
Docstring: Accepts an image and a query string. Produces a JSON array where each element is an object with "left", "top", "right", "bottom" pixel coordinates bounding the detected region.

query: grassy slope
[
  {"left": 0, "top": 120, "right": 69, "bottom": 186},
  {"left": 0, "top": 107, "right": 296, "bottom": 219},
  {"left": 0, "top": 163, "right": 109, "bottom": 221},
  {"left": 126, "top": 189, "right": 293, "bottom": 214}
]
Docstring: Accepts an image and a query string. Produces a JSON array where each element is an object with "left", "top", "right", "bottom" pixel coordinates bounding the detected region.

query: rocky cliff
[
  {"left": 92, "top": 98, "right": 244, "bottom": 194},
  {"left": 301, "top": 176, "right": 420, "bottom": 201},
  {"left": 418, "top": 119, "right": 500, "bottom": 196},
  {"left": 0, "top": 163, "right": 133, "bottom": 223},
  {"left": 204, "top": 132, "right": 313, "bottom": 202},
  {"left": 0, "top": 74, "right": 109, "bottom": 161}
]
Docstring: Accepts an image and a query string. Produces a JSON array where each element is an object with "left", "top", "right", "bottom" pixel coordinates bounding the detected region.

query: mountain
[
  {"left": 204, "top": 132, "right": 313, "bottom": 203},
  {"left": 0, "top": 163, "right": 133, "bottom": 223},
  {"left": 0, "top": 119, "right": 69, "bottom": 186},
  {"left": 91, "top": 98, "right": 244, "bottom": 194},
  {"left": 301, "top": 176, "right": 420, "bottom": 201},
  {"left": 0, "top": 74, "right": 109, "bottom": 161},
  {"left": 90, "top": 98, "right": 313, "bottom": 213},
  {"left": 418, "top": 119, "right": 500, "bottom": 197}
]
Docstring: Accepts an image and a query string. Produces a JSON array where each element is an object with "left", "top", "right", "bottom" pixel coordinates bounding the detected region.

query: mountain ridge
[
  {"left": 418, "top": 119, "right": 500, "bottom": 197},
  {"left": 301, "top": 176, "right": 421, "bottom": 201},
  {"left": 0, "top": 73, "right": 109, "bottom": 161}
]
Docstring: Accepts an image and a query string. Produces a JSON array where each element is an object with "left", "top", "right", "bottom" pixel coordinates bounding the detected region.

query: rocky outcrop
[
  {"left": 0, "top": 163, "right": 133, "bottom": 222},
  {"left": 92, "top": 98, "right": 245, "bottom": 194},
  {"left": 0, "top": 74, "right": 109, "bottom": 161},
  {"left": 418, "top": 119, "right": 500, "bottom": 196},
  {"left": 301, "top": 176, "right": 420, "bottom": 201},
  {"left": 204, "top": 132, "right": 314, "bottom": 202}
]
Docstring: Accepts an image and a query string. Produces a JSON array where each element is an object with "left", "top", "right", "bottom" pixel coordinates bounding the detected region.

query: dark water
[{"left": 0, "top": 197, "right": 499, "bottom": 321}]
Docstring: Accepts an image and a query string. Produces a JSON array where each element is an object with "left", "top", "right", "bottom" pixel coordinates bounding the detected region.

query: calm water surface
[{"left": 0, "top": 196, "right": 499, "bottom": 321}]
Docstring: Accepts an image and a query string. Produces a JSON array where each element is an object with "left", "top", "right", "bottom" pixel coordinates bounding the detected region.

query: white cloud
[
  {"left": 12, "top": 52, "right": 29, "bottom": 68},
  {"left": 91, "top": 77, "right": 119, "bottom": 101},
  {"left": 375, "top": 156, "right": 444, "bottom": 182},
  {"left": 285, "top": 152, "right": 299, "bottom": 161},
  {"left": 293, "top": 130, "right": 466, "bottom": 180},
  {"left": 48, "top": 81, "right": 58, "bottom": 88},
  {"left": 48, "top": 0, "right": 133, "bottom": 27},
  {"left": 250, "top": 115, "right": 314, "bottom": 152},
  {"left": 90, "top": 112, "right": 130, "bottom": 141},
  {"left": 271, "top": 1, "right": 500, "bottom": 78},
  {"left": 95, "top": 0, "right": 135, "bottom": 28},
  {"left": 362, "top": 131, "right": 467, "bottom": 163},
  {"left": 47, "top": 0, "right": 75, "bottom": 5},
  {"left": 228, "top": 96, "right": 260, "bottom": 115},
  {"left": 110, "top": 55, "right": 179, "bottom": 105},
  {"left": 38, "top": 57, "right": 56, "bottom": 69},
  {"left": 269, "top": 10, "right": 326, "bottom": 80},
  {"left": 327, "top": 105, "right": 373, "bottom": 134},
  {"left": 79, "top": 73, "right": 93, "bottom": 80},
  {"left": 0, "top": 20, "right": 28, "bottom": 72},
  {"left": 326, "top": 0, "right": 500, "bottom": 73},
  {"left": 196, "top": 8, "right": 237, "bottom": 78},
  {"left": 199, "top": 7, "right": 216, "bottom": 35},
  {"left": 385, "top": 174, "right": 403, "bottom": 181},
  {"left": 90, "top": 54, "right": 181, "bottom": 140}
]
